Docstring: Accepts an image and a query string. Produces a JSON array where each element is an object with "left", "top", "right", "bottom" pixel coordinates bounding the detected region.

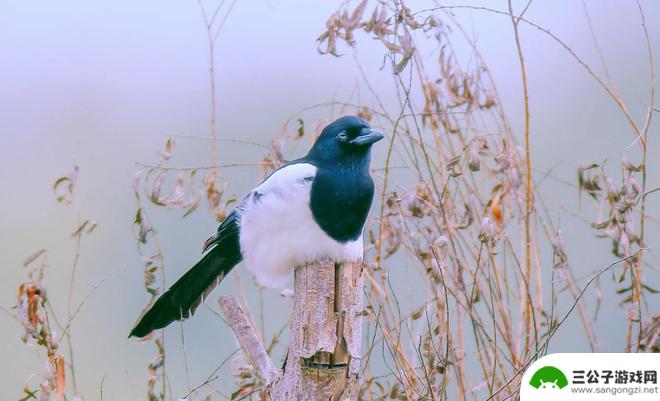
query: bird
[{"left": 129, "top": 115, "right": 384, "bottom": 338}]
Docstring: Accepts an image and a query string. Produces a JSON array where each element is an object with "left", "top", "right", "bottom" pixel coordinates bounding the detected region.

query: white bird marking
[{"left": 238, "top": 163, "right": 363, "bottom": 288}]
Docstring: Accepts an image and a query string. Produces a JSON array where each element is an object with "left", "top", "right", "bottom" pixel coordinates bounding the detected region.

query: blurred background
[{"left": 1, "top": 0, "right": 658, "bottom": 400}]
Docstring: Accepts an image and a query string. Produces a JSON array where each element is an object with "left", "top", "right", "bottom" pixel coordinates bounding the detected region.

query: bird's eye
[{"left": 337, "top": 131, "right": 348, "bottom": 142}]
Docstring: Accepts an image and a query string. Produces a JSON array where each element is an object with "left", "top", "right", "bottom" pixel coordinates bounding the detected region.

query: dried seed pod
[{"left": 467, "top": 143, "right": 480, "bottom": 172}]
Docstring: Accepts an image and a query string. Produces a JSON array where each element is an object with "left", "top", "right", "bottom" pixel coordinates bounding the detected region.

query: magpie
[{"left": 129, "top": 115, "right": 383, "bottom": 338}]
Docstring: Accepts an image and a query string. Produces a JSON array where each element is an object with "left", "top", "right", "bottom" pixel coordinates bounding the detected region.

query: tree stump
[{"left": 219, "top": 260, "right": 364, "bottom": 401}]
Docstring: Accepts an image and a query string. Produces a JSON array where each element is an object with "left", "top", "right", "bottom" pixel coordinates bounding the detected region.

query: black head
[{"left": 306, "top": 115, "right": 384, "bottom": 166}]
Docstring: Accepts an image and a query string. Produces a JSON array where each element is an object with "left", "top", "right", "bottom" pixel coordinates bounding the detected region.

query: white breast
[{"left": 238, "top": 163, "right": 363, "bottom": 288}]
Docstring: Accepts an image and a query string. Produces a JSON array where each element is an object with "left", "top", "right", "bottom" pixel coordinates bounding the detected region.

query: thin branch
[
  {"left": 218, "top": 295, "right": 280, "bottom": 386},
  {"left": 60, "top": 266, "right": 123, "bottom": 339},
  {"left": 171, "top": 134, "right": 270, "bottom": 149},
  {"left": 507, "top": 0, "right": 534, "bottom": 361},
  {"left": 136, "top": 162, "right": 269, "bottom": 171},
  {"left": 213, "top": 0, "right": 238, "bottom": 42},
  {"left": 182, "top": 348, "right": 240, "bottom": 399}
]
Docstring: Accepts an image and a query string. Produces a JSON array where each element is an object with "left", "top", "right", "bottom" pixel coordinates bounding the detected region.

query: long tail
[{"left": 129, "top": 233, "right": 241, "bottom": 338}]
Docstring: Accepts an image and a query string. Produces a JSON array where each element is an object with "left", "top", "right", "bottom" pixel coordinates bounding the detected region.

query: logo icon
[{"left": 529, "top": 366, "right": 569, "bottom": 390}]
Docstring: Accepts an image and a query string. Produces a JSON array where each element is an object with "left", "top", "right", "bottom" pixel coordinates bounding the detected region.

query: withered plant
[
  {"left": 13, "top": 166, "right": 104, "bottom": 401},
  {"left": 10, "top": 1, "right": 657, "bottom": 401}
]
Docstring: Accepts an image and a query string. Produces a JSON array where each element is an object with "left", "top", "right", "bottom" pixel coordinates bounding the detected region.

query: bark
[{"left": 220, "top": 260, "right": 364, "bottom": 401}]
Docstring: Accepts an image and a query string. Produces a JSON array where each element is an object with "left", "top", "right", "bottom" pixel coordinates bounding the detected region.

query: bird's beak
[{"left": 350, "top": 130, "right": 385, "bottom": 146}]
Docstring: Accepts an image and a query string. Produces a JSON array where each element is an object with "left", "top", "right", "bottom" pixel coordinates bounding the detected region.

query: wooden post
[{"left": 219, "top": 260, "right": 364, "bottom": 401}]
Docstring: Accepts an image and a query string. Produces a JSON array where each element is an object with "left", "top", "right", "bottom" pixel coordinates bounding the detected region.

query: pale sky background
[{"left": 0, "top": 0, "right": 658, "bottom": 400}]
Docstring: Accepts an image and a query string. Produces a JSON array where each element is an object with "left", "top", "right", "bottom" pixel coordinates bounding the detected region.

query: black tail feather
[{"left": 129, "top": 238, "right": 241, "bottom": 338}]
